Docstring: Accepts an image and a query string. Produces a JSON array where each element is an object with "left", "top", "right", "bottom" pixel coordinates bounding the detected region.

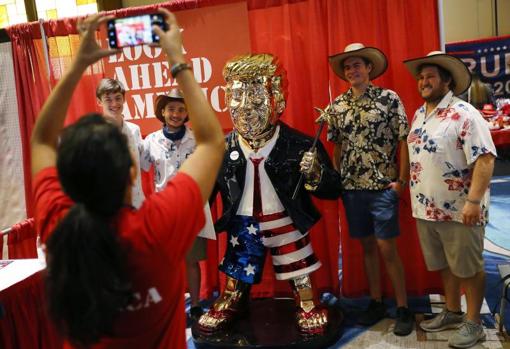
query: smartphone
[{"left": 107, "top": 13, "right": 167, "bottom": 49}]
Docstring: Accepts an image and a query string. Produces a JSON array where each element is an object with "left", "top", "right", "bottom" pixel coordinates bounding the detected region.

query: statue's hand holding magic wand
[{"left": 293, "top": 106, "right": 339, "bottom": 199}]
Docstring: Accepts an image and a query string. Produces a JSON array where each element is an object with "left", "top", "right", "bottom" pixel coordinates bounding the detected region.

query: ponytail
[
  {"left": 45, "top": 114, "right": 134, "bottom": 346},
  {"left": 45, "top": 204, "right": 131, "bottom": 347}
]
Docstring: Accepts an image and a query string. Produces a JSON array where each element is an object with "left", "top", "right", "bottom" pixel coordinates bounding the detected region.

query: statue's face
[{"left": 226, "top": 77, "right": 274, "bottom": 140}]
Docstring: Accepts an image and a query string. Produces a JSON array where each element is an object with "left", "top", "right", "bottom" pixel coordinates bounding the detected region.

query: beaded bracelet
[{"left": 170, "top": 62, "right": 191, "bottom": 79}]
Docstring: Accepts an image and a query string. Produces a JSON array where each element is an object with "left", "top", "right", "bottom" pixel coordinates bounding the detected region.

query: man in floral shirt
[
  {"left": 404, "top": 51, "right": 496, "bottom": 348},
  {"left": 327, "top": 43, "right": 412, "bottom": 335}
]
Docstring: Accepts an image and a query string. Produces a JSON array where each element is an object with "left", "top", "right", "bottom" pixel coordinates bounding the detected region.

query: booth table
[
  {"left": 491, "top": 128, "right": 510, "bottom": 148},
  {"left": 491, "top": 128, "right": 510, "bottom": 160},
  {"left": 0, "top": 259, "right": 62, "bottom": 349}
]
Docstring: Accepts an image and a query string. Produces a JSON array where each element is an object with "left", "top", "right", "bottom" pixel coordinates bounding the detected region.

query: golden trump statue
[{"left": 197, "top": 54, "right": 342, "bottom": 336}]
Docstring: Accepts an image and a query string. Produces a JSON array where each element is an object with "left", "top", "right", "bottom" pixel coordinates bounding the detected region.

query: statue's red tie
[{"left": 250, "top": 157, "right": 264, "bottom": 218}]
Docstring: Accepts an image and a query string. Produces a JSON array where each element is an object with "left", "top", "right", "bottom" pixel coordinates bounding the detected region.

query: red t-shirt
[{"left": 33, "top": 167, "right": 205, "bottom": 349}]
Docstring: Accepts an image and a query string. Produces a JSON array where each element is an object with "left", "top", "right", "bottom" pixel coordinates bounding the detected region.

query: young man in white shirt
[
  {"left": 96, "top": 78, "right": 145, "bottom": 208},
  {"left": 140, "top": 89, "right": 212, "bottom": 320}
]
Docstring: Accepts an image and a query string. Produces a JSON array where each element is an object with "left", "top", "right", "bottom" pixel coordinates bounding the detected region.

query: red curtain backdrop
[
  {"left": 326, "top": 0, "right": 443, "bottom": 297},
  {"left": 6, "top": 20, "right": 102, "bottom": 220},
  {"left": 6, "top": 25, "right": 51, "bottom": 219},
  {"left": 243, "top": 0, "right": 340, "bottom": 298},
  {"left": 7, "top": 0, "right": 442, "bottom": 299},
  {"left": 246, "top": 0, "right": 443, "bottom": 297}
]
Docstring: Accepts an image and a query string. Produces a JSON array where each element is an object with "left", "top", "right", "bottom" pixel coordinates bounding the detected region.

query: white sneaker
[
  {"left": 420, "top": 309, "right": 464, "bottom": 332},
  {"left": 448, "top": 320, "right": 486, "bottom": 348}
]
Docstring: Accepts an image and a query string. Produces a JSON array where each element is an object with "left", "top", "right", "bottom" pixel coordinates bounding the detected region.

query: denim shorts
[{"left": 341, "top": 189, "right": 400, "bottom": 239}]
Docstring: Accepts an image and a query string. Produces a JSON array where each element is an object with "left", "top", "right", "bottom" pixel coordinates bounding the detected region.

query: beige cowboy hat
[
  {"left": 329, "top": 43, "right": 388, "bottom": 81},
  {"left": 403, "top": 51, "right": 471, "bottom": 96},
  {"left": 154, "top": 88, "right": 185, "bottom": 123}
]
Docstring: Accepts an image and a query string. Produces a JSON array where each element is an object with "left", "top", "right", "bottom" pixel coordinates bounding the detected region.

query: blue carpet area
[
  {"left": 186, "top": 175, "right": 510, "bottom": 348},
  {"left": 485, "top": 176, "right": 510, "bottom": 332},
  {"left": 485, "top": 178, "right": 510, "bottom": 253}
]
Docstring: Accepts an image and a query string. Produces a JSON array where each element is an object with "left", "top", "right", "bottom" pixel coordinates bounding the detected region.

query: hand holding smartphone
[
  {"left": 151, "top": 9, "right": 185, "bottom": 67},
  {"left": 107, "top": 13, "right": 168, "bottom": 48}
]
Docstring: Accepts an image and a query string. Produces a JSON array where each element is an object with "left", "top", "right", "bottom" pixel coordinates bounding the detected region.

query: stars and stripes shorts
[{"left": 219, "top": 212, "right": 321, "bottom": 284}]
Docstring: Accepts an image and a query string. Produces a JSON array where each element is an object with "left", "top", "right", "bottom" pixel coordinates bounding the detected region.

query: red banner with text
[{"left": 100, "top": 2, "right": 250, "bottom": 136}]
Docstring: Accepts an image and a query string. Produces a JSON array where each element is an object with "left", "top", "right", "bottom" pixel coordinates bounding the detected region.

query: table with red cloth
[
  {"left": 491, "top": 128, "right": 510, "bottom": 148},
  {"left": 0, "top": 259, "right": 62, "bottom": 349}
]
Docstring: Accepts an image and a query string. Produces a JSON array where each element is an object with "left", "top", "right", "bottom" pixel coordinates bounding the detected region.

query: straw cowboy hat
[
  {"left": 154, "top": 88, "right": 185, "bottom": 123},
  {"left": 404, "top": 51, "right": 471, "bottom": 96},
  {"left": 329, "top": 43, "right": 388, "bottom": 81}
]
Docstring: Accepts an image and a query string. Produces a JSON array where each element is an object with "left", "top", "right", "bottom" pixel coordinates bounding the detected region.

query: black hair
[
  {"left": 45, "top": 114, "right": 133, "bottom": 347},
  {"left": 417, "top": 63, "right": 456, "bottom": 91},
  {"left": 342, "top": 56, "right": 372, "bottom": 69}
]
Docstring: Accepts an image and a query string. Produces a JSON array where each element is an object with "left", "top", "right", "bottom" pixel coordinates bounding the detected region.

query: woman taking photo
[{"left": 31, "top": 9, "right": 224, "bottom": 349}]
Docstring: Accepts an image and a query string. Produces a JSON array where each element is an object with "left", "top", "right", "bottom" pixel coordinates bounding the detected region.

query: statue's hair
[
  {"left": 223, "top": 53, "right": 288, "bottom": 114},
  {"left": 223, "top": 54, "right": 284, "bottom": 81}
]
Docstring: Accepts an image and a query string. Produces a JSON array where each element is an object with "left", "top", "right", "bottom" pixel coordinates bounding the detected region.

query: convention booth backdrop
[
  {"left": 3, "top": 0, "right": 443, "bottom": 299},
  {"left": 446, "top": 34, "right": 510, "bottom": 99}
]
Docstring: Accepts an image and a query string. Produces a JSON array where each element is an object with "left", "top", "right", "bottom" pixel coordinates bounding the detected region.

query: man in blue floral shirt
[
  {"left": 327, "top": 43, "right": 412, "bottom": 336},
  {"left": 404, "top": 51, "right": 496, "bottom": 348}
]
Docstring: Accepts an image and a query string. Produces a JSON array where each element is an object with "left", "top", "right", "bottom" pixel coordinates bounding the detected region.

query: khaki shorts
[
  {"left": 416, "top": 219, "right": 484, "bottom": 278},
  {"left": 186, "top": 237, "right": 207, "bottom": 263}
]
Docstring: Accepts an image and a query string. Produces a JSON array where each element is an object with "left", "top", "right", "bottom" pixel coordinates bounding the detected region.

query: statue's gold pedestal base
[{"left": 192, "top": 298, "right": 343, "bottom": 349}]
